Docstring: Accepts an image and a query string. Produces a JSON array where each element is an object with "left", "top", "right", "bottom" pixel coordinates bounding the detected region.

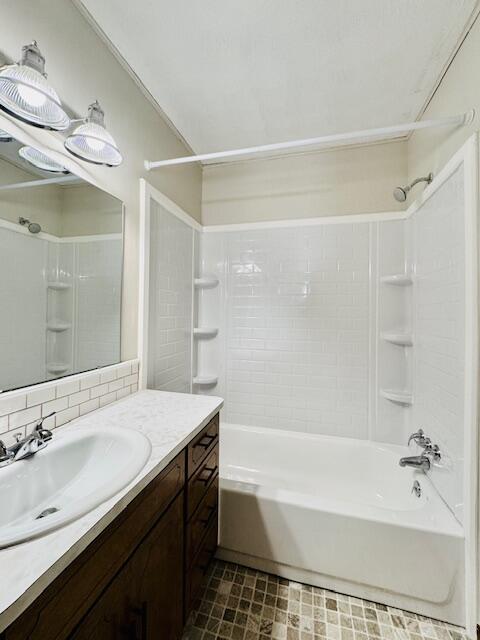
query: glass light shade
[
  {"left": 64, "top": 101, "right": 122, "bottom": 167},
  {"left": 18, "top": 145, "right": 69, "bottom": 174},
  {"left": 0, "top": 42, "right": 70, "bottom": 131},
  {"left": 0, "top": 128, "right": 12, "bottom": 142}
]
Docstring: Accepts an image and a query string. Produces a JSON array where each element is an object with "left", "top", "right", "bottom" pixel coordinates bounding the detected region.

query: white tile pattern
[
  {"left": 204, "top": 225, "right": 371, "bottom": 438},
  {"left": 148, "top": 198, "right": 193, "bottom": 393},
  {"left": 0, "top": 360, "right": 139, "bottom": 447},
  {"left": 0, "top": 229, "right": 122, "bottom": 392}
]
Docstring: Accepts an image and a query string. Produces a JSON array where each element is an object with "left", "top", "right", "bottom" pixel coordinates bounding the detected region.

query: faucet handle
[
  {"left": 33, "top": 411, "right": 55, "bottom": 441},
  {"left": 424, "top": 442, "right": 441, "bottom": 462},
  {"left": 0, "top": 440, "right": 14, "bottom": 467},
  {"left": 408, "top": 429, "right": 430, "bottom": 447}
]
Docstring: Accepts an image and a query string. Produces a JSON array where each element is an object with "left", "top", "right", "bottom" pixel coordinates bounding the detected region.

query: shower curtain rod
[
  {"left": 145, "top": 110, "right": 475, "bottom": 170},
  {"left": 0, "top": 175, "right": 80, "bottom": 192}
]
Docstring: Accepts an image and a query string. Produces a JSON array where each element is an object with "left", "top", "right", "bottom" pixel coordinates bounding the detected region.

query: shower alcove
[{"left": 139, "top": 134, "right": 479, "bottom": 635}]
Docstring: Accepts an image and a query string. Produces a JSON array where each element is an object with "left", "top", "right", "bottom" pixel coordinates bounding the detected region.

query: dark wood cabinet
[
  {"left": 2, "top": 413, "right": 220, "bottom": 640},
  {"left": 69, "top": 493, "right": 184, "bottom": 640},
  {"left": 185, "top": 414, "right": 220, "bottom": 617}
]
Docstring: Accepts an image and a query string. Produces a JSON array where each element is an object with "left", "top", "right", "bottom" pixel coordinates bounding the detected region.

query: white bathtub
[{"left": 218, "top": 423, "right": 465, "bottom": 626}]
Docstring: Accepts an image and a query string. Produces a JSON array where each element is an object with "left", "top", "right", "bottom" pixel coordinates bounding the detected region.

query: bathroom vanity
[{"left": 0, "top": 391, "right": 222, "bottom": 640}]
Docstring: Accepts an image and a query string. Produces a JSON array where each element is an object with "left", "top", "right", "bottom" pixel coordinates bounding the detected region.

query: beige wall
[
  {"left": 202, "top": 140, "right": 407, "bottom": 225},
  {"left": 0, "top": 157, "right": 63, "bottom": 234},
  {"left": 60, "top": 184, "right": 122, "bottom": 237},
  {"left": 407, "top": 16, "right": 480, "bottom": 180},
  {"left": 0, "top": 0, "right": 202, "bottom": 359}
]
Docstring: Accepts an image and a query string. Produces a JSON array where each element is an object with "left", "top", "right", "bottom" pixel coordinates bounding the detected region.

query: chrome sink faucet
[
  {"left": 399, "top": 429, "right": 441, "bottom": 472},
  {"left": 0, "top": 412, "right": 55, "bottom": 467}
]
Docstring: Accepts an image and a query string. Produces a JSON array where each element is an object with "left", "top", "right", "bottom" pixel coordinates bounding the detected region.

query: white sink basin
[{"left": 0, "top": 426, "right": 151, "bottom": 548}]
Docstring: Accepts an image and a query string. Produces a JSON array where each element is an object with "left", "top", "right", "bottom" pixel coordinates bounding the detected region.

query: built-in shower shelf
[
  {"left": 381, "top": 332, "right": 413, "bottom": 347},
  {"left": 47, "top": 281, "right": 71, "bottom": 291},
  {"left": 193, "top": 328, "right": 218, "bottom": 339},
  {"left": 380, "top": 389, "right": 413, "bottom": 406},
  {"left": 47, "top": 322, "right": 71, "bottom": 333},
  {"left": 380, "top": 274, "right": 413, "bottom": 286},
  {"left": 194, "top": 276, "right": 219, "bottom": 289},
  {"left": 47, "top": 362, "right": 70, "bottom": 375},
  {"left": 193, "top": 375, "right": 218, "bottom": 386}
]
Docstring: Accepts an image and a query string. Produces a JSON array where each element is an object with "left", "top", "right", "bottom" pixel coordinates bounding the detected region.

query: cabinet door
[{"left": 70, "top": 493, "right": 184, "bottom": 640}]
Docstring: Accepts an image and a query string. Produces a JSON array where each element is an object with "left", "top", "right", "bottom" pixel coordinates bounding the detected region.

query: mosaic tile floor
[{"left": 183, "top": 561, "right": 468, "bottom": 640}]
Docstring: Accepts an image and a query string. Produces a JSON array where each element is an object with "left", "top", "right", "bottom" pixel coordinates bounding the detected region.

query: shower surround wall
[
  {"left": 199, "top": 218, "right": 410, "bottom": 444},
  {"left": 202, "top": 224, "right": 371, "bottom": 438},
  {"left": 147, "top": 198, "right": 193, "bottom": 393},
  {"left": 412, "top": 165, "right": 466, "bottom": 523},
  {"left": 0, "top": 222, "right": 122, "bottom": 392}
]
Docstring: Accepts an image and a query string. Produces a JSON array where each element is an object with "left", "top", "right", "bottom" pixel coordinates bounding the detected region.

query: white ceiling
[{"left": 79, "top": 0, "right": 477, "bottom": 155}]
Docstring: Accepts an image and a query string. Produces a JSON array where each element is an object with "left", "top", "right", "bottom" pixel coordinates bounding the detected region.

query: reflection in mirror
[{"left": 0, "top": 129, "right": 123, "bottom": 392}]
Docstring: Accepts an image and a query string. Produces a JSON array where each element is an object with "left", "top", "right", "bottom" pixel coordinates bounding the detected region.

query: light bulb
[
  {"left": 17, "top": 84, "right": 47, "bottom": 108},
  {"left": 86, "top": 137, "right": 106, "bottom": 152}
]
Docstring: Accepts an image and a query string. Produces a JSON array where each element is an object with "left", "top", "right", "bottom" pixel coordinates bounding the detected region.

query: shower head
[
  {"left": 393, "top": 173, "right": 433, "bottom": 203},
  {"left": 18, "top": 217, "right": 41, "bottom": 234},
  {"left": 393, "top": 186, "right": 408, "bottom": 203}
]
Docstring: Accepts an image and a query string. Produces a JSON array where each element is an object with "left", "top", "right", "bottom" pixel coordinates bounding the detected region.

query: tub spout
[{"left": 399, "top": 455, "right": 430, "bottom": 471}]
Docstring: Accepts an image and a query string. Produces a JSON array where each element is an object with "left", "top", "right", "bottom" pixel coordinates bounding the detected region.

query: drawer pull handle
[
  {"left": 199, "top": 548, "right": 216, "bottom": 573},
  {"left": 197, "top": 466, "right": 217, "bottom": 485},
  {"left": 200, "top": 506, "right": 216, "bottom": 525},
  {"left": 195, "top": 434, "right": 216, "bottom": 449}
]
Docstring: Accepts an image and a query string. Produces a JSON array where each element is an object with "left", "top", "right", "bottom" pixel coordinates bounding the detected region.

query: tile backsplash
[{"left": 0, "top": 360, "right": 139, "bottom": 446}]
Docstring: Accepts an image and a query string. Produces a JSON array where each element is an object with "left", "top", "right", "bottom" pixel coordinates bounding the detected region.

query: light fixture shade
[
  {"left": 19, "top": 145, "right": 69, "bottom": 174},
  {"left": 0, "top": 128, "right": 12, "bottom": 142},
  {"left": 0, "top": 42, "right": 70, "bottom": 131},
  {"left": 64, "top": 101, "right": 122, "bottom": 166}
]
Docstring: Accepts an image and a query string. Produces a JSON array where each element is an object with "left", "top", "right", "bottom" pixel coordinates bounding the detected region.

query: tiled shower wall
[
  {"left": 0, "top": 360, "right": 139, "bottom": 447},
  {"left": 204, "top": 224, "right": 371, "bottom": 439},
  {"left": 0, "top": 226, "right": 47, "bottom": 391},
  {"left": 197, "top": 164, "right": 467, "bottom": 521},
  {"left": 147, "top": 198, "right": 193, "bottom": 393},
  {"left": 0, "top": 224, "right": 122, "bottom": 392},
  {"left": 199, "top": 220, "right": 409, "bottom": 443}
]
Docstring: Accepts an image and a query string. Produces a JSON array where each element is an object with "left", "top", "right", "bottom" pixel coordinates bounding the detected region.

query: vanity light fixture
[
  {"left": 0, "top": 129, "right": 12, "bottom": 142},
  {"left": 0, "top": 41, "right": 70, "bottom": 131},
  {"left": 18, "top": 145, "right": 69, "bottom": 174},
  {"left": 64, "top": 101, "right": 122, "bottom": 167}
]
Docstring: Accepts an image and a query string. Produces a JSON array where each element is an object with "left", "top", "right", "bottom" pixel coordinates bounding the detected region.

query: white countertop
[{"left": 0, "top": 389, "right": 223, "bottom": 633}]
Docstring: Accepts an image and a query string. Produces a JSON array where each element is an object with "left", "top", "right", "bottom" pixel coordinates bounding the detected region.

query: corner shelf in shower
[
  {"left": 380, "top": 389, "right": 413, "bottom": 406},
  {"left": 47, "top": 322, "right": 71, "bottom": 333},
  {"left": 47, "top": 281, "right": 72, "bottom": 291},
  {"left": 193, "top": 375, "right": 218, "bottom": 386},
  {"left": 46, "top": 362, "right": 70, "bottom": 375},
  {"left": 381, "top": 332, "right": 413, "bottom": 347},
  {"left": 194, "top": 276, "right": 219, "bottom": 289},
  {"left": 380, "top": 274, "right": 413, "bottom": 286},
  {"left": 193, "top": 328, "right": 218, "bottom": 339}
]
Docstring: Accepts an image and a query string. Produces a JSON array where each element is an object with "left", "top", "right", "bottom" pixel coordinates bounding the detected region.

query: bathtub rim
[{"left": 220, "top": 422, "right": 464, "bottom": 538}]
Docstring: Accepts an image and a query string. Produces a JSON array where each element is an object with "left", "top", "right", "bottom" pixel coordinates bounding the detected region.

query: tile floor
[{"left": 183, "top": 561, "right": 468, "bottom": 640}]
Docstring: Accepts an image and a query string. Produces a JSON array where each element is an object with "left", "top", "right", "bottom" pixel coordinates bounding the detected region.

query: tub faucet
[
  {"left": 399, "top": 453, "right": 431, "bottom": 471},
  {"left": 399, "top": 442, "right": 441, "bottom": 472}
]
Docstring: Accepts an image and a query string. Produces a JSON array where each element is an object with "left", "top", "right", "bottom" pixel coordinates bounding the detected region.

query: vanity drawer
[
  {"left": 187, "top": 414, "right": 219, "bottom": 478},
  {"left": 185, "top": 518, "right": 218, "bottom": 613},
  {"left": 186, "top": 476, "right": 218, "bottom": 567},
  {"left": 187, "top": 445, "right": 219, "bottom": 519}
]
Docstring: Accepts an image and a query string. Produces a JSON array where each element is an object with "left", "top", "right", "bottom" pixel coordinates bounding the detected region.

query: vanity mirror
[{"left": 0, "top": 128, "right": 123, "bottom": 392}]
